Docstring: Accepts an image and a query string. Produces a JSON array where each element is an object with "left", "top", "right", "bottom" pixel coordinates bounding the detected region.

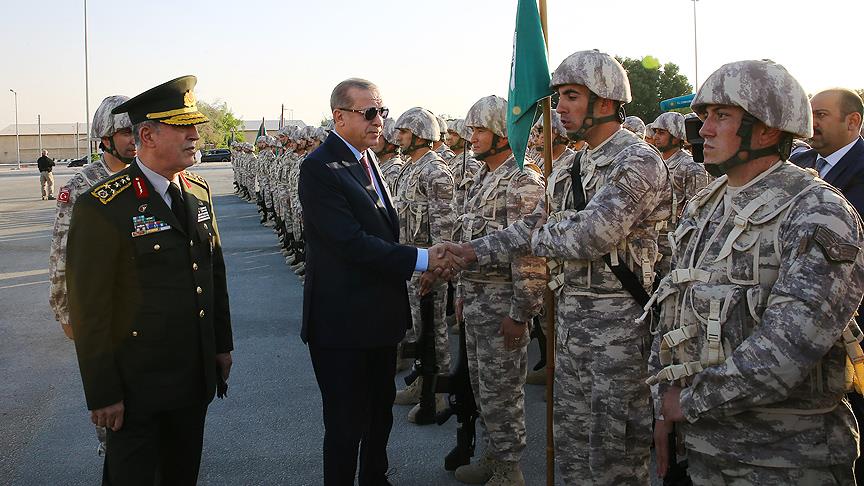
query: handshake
[{"left": 418, "top": 242, "right": 479, "bottom": 295}]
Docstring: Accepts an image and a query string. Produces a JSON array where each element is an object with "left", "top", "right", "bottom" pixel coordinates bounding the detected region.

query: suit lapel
[{"left": 825, "top": 138, "right": 864, "bottom": 187}]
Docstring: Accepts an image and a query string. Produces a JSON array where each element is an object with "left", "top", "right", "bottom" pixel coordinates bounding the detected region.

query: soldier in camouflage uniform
[
  {"left": 650, "top": 112, "right": 709, "bottom": 277},
  {"left": 623, "top": 115, "right": 647, "bottom": 140},
  {"left": 390, "top": 107, "right": 456, "bottom": 421},
  {"left": 445, "top": 118, "right": 484, "bottom": 201},
  {"left": 447, "top": 51, "right": 673, "bottom": 484},
  {"left": 434, "top": 114, "right": 456, "bottom": 163},
  {"left": 47, "top": 95, "right": 136, "bottom": 456},
  {"left": 449, "top": 95, "right": 545, "bottom": 486},
  {"left": 533, "top": 110, "right": 576, "bottom": 170},
  {"left": 373, "top": 117, "right": 404, "bottom": 193},
  {"left": 646, "top": 59, "right": 864, "bottom": 486}
]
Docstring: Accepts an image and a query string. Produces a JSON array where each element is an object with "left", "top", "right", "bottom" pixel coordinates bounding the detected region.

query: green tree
[
  {"left": 615, "top": 56, "right": 693, "bottom": 124},
  {"left": 197, "top": 100, "right": 244, "bottom": 149}
]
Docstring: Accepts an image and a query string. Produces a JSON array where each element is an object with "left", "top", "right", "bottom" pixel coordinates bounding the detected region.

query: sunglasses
[{"left": 340, "top": 106, "right": 389, "bottom": 121}]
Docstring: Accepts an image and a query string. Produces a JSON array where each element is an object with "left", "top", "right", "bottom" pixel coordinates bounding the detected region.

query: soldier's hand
[
  {"left": 417, "top": 272, "right": 437, "bottom": 296},
  {"left": 61, "top": 322, "right": 74, "bottom": 340},
  {"left": 500, "top": 317, "right": 528, "bottom": 351},
  {"left": 661, "top": 386, "right": 685, "bottom": 422},
  {"left": 216, "top": 352, "right": 233, "bottom": 381},
  {"left": 91, "top": 401, "right": 124, "bottom": 432},
  {"left": 428, "top": 243, "right": 466, "bottom": 279},
  {"left": 447, "top": 242, "right": 478, "bottom": 265},
  {"left": 653, "top": 418, "right": 673, "bottom": 478}
]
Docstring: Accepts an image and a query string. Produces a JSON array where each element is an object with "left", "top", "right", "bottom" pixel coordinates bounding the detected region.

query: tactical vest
[
  {"left": 644, "top": 161, "right": 856, "bottom": 412},
  {"left": 545, "top": 136, "right": 668, "bottom": 299},
  {"left": 393, "top": 151, "right": 448, "bottom": 247},
  {"left": 457, "top": 156, "right": 531, "bottom": 283}
]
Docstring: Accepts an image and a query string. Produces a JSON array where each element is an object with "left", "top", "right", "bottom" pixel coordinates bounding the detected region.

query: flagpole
[{"left": 537, "top": 1, "right": 555, "bottom": 485}]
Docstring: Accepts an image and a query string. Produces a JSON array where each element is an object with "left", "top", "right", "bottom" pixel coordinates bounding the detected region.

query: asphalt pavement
[{"left": 0, "top": 162, "right": 557, "bottom": 485}]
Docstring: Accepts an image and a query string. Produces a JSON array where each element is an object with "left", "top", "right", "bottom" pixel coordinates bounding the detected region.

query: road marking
[
  {"left": 0, "top": 280, "right": 48, "bottom": 290},
  {"left": 0, "top": 234, "right": 51, "bottom": 242},
  {"left": 0, "top": 269, "right": 48, "bottom": 281}
]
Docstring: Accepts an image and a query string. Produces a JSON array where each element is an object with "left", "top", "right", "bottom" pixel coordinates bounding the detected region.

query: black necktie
[{"left": 168, "top": 182, "right": 188, "bottom": 232}]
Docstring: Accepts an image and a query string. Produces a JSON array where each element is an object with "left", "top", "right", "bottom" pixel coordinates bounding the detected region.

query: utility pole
[
  {"left": 38, "top": 114, "right": 42, "bottom": 153},
  {"left": 692, "top": 0, "right": 699, "bottom": 89},
  {"left": 76, "top": 122, "right": 80, "bottom": 157},
  {"left": 10, "top": 89, "right": 20, "bottom": 170},
  {"left": 84, "top": 0, "right": 91, "bottom": 155}
]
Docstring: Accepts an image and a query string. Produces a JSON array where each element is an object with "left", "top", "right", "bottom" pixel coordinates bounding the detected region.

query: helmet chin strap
[
  {"left": 103, "top": 136, "right": 135, "bottom": 164},
  {"left": 403, "top": 134, "right": 432, "bottom": 155},
  {"left": 567, "top": 93, "right": 626, "bottom": 141},
  {"left": 704, "top": 114, "right": 780, "bottom": 178},
  {"left": 475, "top": 134, "right": 507, "bottom": 160}
]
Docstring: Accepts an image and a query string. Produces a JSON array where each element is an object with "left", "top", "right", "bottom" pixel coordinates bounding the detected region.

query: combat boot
[
  {"left": 485, "top": 461, "right": 524, "bottom": 486},
  {"left": 407, "top": 393, "right": 447, "bottom": 424},
  {"left": 393, "top": 377, "right": 423, "bottom": 405},
  {"left": 454, "top": 454, "right": 495, "bottom": 484},
  {"left": 525, "top": 368, "right": 546, "bottom": 385}
]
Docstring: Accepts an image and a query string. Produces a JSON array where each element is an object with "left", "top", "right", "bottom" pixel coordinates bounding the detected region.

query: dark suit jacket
[
  {"left": 67, "top": 159, "right": 233, "bottom": 412},
  {"left": 298, "top": 133, "right": 416, "bottom": 348},
  {"left": 791, "top": 137, "right": 864, "bottom": 216}
]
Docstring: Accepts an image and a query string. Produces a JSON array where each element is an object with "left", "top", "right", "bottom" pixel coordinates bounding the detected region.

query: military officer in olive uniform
[{"left": 66, "top": 75, "right": 233, "bottom": 486}]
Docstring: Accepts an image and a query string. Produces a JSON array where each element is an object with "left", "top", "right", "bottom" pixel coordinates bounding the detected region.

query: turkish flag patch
[{"left": 58, "top": 187, "right": 71, "bottom": 203}]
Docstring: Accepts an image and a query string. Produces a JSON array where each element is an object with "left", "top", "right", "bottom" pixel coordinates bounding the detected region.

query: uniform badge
[
  {"left": 133, "top": 177, "right": 149, "bottom": 199},
  {"left": 131, "top": 215, "right": 171, "bottom": 237},
  {"left": 58, "top": 187, "right": 71, "bottom": 203},
  {"left": 197, "top": 205, "right": 211, "bottom": 223}
]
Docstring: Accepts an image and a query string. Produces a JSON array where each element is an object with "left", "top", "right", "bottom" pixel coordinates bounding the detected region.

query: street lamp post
[
  {"left": 692, "top": 0, "right": 699, "bottom": 89},
  {"left": 84, "top": 0, "right": 91, "bottom": 155},
  {"left": 10, "top": 89, "right": 20, "bottom": 170}
]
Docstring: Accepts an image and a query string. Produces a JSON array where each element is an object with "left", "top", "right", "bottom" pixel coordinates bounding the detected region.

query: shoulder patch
[
  {"left": 57, "top": 187, "right": 71, "bottom": 203},
  {"left": 90, "top": 174, "right": 132, "bottom": 204},
  {"left": 183, "top": 170, "right": 208, "bottom": 189},
  {"left": 809, "top": 225, "right": 860, "bottom": 263}
]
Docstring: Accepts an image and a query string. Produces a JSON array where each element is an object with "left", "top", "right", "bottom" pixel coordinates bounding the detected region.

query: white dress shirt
[
  {"left": 137, "top": 157, "right": 183, "bottom": 207},
  {"left": 817, "top": 137, "right": 860, "bottom": 178}
]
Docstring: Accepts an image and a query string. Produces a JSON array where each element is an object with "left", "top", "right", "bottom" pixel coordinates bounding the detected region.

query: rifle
[
  {"left": 530, "top": 315, "right": 546, "bottom": 371},
  {"left": 401, "top": 291, "right": 440, "bottom": 425},
  {"left": 434, "top": 316, "right": 478, "bottom": 471}
]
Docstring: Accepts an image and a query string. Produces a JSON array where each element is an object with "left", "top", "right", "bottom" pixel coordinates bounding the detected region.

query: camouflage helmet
[
  {"left": 314, "top": 126, "right": 328, "bottom": 143},
  {"left": 256, "top": 135, "right": 268, "bottom": 145},
  {"left": 465, "top": 95, "right": 508, "bottom": 138},
  {"left": 551, "top": 50, "right": 632, "bottom": 103},
  {"left": 447, "top": 118, "right": 471, "bottom": 141},
  {"left": 382, "top": 117, "right": 399, "bottom": 145},
  {"left": 435, "top": 115, "right": 448, "bottom": 135},
  {"left": 91, "top": 95, "right": 132, "bottom": 138},
  {"left": 691, "top": 59, "right": 812, "bottom": 138},
  {"left": 651, "top": 112, "right": 686, "bottom": 140},
  {"left": 644, "top": 123, "right": 655, "bottom": 138},
  {"left": 394, "top": 107, "right": 440, "bottom": 141},
  {"left": 534, "top": 110, "right": 568, "bottom": 139},
  {"left": 622, "top": 116, "right": 646, "bottom": 139}
]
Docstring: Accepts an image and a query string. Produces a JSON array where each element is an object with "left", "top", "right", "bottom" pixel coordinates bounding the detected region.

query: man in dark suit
[
  {"left": 66, "top": 75, "right": 233, "bottom": 486},
  {"left": 298, "top": 78, "right": 458, "bottom": 486},
  {"left": 791, "top": 87, "right": 864, "bottom": 483}
]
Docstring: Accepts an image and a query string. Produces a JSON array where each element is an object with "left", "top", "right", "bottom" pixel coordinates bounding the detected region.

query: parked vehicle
[
  {"left": 201, "top": 148, "right": 231, "bottom": 162},
  {"left": 67, "top": 155, "right": 89, "bottom": 167}
]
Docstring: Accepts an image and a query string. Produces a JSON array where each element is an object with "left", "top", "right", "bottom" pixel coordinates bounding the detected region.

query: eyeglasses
[{"left": 339, "top": 106, "right": 389, "bottom": 121}]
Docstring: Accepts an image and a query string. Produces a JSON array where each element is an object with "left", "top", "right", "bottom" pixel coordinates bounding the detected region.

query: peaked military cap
[{"left": 112, "top": 75, "right": 209, "bottom": 126}]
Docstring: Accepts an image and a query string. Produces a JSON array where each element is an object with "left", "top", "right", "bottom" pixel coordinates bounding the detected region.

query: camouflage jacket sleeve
[
  {"left": 48, "top": 183, "right": 81, "bottom": 327},
  {"left": 468, "top": 197, "right": 546, "bottom": 266},
  {"left": 530, "top": 151, "right": 668, "bottom": 260},
  {"left": 679, "top": 187, "right": 864, "bottom": 423},
  {"left": 423, "top": 163, "right": 456, "bottom": 245},
  {"left": 507, "top": 171, "right": 547, "bottom": 323}
]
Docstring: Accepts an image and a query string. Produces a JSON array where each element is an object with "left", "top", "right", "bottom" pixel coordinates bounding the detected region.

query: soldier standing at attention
[
  {"left": 66, "top": 75, "right": 233, "bottom": 485},
  {"left": 48, "top": 95, "right": 136, "bottom": 456},
  {"left": 372, "top": 117, "right": 404, "bottom": 193},
  {"left": 443, "top": 51, "right": 673, "bottom": 484},
  {"left": 647, "top": 60, "right": 864, "bottom": 485},
  {"left": 451, "top": 95, "right": 546, "bottom": 486},
  {"left": 650, "top": 111, "right": 709, "bottom": 277},
  {"left": 391, "top": 107, "right": 456, "bottom": 421}
]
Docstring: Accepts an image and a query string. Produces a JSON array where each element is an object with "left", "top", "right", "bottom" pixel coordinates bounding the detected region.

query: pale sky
[{"left": 2, "top": 0, "right": 861, "bottom": 130}]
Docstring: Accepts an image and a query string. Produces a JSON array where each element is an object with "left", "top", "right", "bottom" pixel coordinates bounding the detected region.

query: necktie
[
  {"left": 359, "top": 154, "right": 374, "bottom": 184},
  {"left": 815, "top": 156, "right": 829, "bottom": 177},
  {"left": 168, "top": 182, "right": 188, "bottom": 232}
]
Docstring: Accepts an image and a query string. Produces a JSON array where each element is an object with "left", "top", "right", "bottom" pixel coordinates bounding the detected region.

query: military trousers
[
  {"left": 462, "top": 280, "right": 528, "bottom": 462},
  {"left": 40, "top": 171, "right": 55, "bottom": 199},
  {"left": 404, "top": 274, "right": 451, "bottom": 371},
  {"left": 688, "top": 450, "right": 855, "bottom": 486},
  {"left": 553, "top": 294, "right": 652, "bottom": 485}
]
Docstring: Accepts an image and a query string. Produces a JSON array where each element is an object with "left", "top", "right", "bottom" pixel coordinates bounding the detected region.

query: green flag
[
  {"left": 256, "top": 118, "right": 267, "bottom": 139},
  {"left": 507, "top": 0, "right": 552, "bottom": 170}
]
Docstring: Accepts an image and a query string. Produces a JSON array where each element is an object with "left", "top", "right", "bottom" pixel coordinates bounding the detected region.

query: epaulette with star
[
  {"left": 90, "top": 174, "right": 132, "bottom": 204},
  {"left": 183, "top": 170, "right": 209, "bottom": 190},
  {"left": 523, "top": 162, "right": 542, "bottom": 175}
]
